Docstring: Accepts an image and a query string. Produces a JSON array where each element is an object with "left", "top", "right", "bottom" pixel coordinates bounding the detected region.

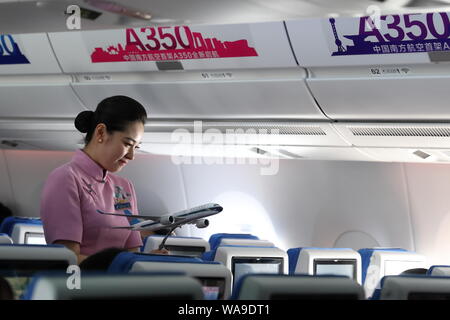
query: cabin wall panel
[
  {"left": 180, "top": 159, "right": 415, "bottom": 252},
  {"left": 3, "top": 150, "right": 72, "bottom": 218},
  {"left": 0, "top": 150, "right": 15, "bottom": 213},
  {"left": 403, "top": 163, "right": 450, "bottom": 266}
]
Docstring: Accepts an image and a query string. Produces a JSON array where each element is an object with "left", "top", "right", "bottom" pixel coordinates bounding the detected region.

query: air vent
[
  {"left": 348, "top": 126, "right": 450, "bottom": 138},
  {"left": 146, "top": 121, "right": 327, "bottom": 136}
]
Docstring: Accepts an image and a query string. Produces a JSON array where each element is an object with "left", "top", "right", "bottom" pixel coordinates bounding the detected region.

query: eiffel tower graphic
[{"left": 329, "top": 18, "right": 346, "bottom": 53}]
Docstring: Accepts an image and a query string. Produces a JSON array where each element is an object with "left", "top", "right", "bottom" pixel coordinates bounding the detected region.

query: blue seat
[
  {"left": 287, "top": 247, "right": 362, "bottom": 284},
  {"left": 0, "top": 216, "right": 44, "bottom": 244},
  {"left": 0, "top": 216, "right": 42, "bottom": 235},
  {"left": 358, "top": 248, "right": 427, "bottom": 299},
  {"left": 208, "top": 233, "right": 260, "bottom": 251},
  {"left": 23, "top": 272, "right": 204, "bottom": 300},
  {"left": 0, "top": 244, "right": 77, "bottom": 276},
  {"left": 202, "top": 244, "right": 288, "bottom": 294},
  {"left": 108, "top": 252, "right": 232, "bottom": 299},
  {"left": 141, "top": 235, "right": 210, "bottom": 257},
  {"left": 427, "top": 265, "right": 450, "bottom": 277}
]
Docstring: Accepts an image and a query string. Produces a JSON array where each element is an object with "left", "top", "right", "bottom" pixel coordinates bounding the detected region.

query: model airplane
[{"left": 96, "top": 203, "right": 223, "bottom": 232}]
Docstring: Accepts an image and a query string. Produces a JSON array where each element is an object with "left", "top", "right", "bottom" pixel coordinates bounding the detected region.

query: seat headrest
[
  {"left": 232, "top": 274, "right": 365, "bottom": 300},
  {"left": 108, "top": 251, "right": 210, "bottom": 273},
  {"left": 427, "top": 265, "right": 450, "bottom": 276},
  {"left": 0, "top": 217, "right": 42, "bottom": 236},
  {"left": 203, "top": 244, "right": 284, "bottom": 262},
  {"left": 209, "top": 233, "right": 259, "bottom": 251},
  {"left": 141, "top": 235, "right": 210, "bottom": 255},
  {"left": 287, "top": 247, "right": 358, "bottom": 275},
  {"left": 358, "top": 248, "right": 408, "bottom": 283},
  {"left": 23, "top": 273, "right": 204, "bottom": 300}
]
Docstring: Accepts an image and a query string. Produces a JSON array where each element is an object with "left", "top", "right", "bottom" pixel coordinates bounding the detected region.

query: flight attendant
[{"left": 40, "top": 95, "right": 161, "bottom": 264}]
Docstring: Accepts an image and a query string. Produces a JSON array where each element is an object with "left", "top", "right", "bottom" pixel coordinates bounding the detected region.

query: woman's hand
[
  {"left": 53, "top": 240, "right": 87, "bottom": 264},
  {"left": 150, "top": 248, "right": 169, "bottom": 254}
]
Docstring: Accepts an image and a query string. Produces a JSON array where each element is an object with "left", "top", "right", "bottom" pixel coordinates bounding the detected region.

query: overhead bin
[
  {"left": 0, "top": 33, "right": 87, "bottom": 119},
  {"left": 0, "top": 33, "right": 61, "bottom": 75},
  {"left": 48, "top": 21, "right": 327, "bottom": 121},
  {"left": 0, "top": 75, "right": 88, "bottom": 118},
  {"left": 48, "top": 21, "right": 297, "bottom": 73},
  {"left": 70, "top": 69, "right": 326, "bottom": 120},
  {"left": 286, "top": 12, "right": 450, "bottom": 121},
  {"left": 0, "top": 119, "right": 83, "bottom": 151}
]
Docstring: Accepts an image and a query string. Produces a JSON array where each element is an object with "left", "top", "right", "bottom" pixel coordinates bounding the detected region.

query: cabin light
[{"left": 412, "top": 150, "right": 431, "bottom": 160}]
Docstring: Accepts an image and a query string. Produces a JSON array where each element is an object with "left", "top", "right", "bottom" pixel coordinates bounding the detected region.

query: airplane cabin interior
[{"left": 1, "top": 0, "right": 450, "bottom": 304}]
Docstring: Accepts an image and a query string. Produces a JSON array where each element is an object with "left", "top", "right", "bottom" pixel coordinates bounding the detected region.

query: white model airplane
[{"left": 96, "top": 203, "right": 223, "bottom": 232}]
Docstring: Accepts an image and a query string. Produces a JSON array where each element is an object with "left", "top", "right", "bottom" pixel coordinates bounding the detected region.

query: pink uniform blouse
[{"left": 40, "top": 149, "right": 143, "bottom": 256}]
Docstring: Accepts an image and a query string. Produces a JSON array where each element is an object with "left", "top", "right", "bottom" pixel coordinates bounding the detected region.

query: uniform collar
[{"left": 73, "top": 149, "right": 109, "bottom": 183}]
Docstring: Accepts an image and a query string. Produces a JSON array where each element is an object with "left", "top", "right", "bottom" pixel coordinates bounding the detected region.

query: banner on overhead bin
[
  {"left": 0, "top": 33, "right": 61, "bottom": 74},
  {"left": 49, "top": 22, "right": 296, "bottom": 72},
  {"left": 0, "top": 35, "right": 30, "bottom": 65},
  {"left": 91, "top": 26, "right": 258, "bottom": 63},
  {"left": 286, "top": 12, "right": 450, "bottom": 66},
  {"left": 327, "top": 12, "right": 450, "bottom": 56}
]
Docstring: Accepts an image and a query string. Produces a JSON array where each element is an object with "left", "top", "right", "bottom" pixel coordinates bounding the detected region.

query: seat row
[
  {"left": 1, "top": 218, "right": 449, "bottom": 300},
  {"left": 0, "top": 232, "right": 449, "bottom": 300}
]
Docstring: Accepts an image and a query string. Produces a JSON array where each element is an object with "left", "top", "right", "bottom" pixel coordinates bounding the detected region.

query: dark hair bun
[{"left": 74, "top": 110, "right": 95, "bottom": 133}]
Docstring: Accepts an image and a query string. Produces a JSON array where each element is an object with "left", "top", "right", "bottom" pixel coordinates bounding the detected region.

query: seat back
[
  {"left": 427, "top": 265, "right": 450, "bottom": 277},
  {"left": 0, "top": 217, "right": 45, "bottom": 244},
  {"left": 142, "top": 235, "right": 210, "bottom": 257},
  {"left": 358, "top": 248, "right": 427, "bottom": 299},
  {"left": 209, "top": 233, "right": 260, "bottom": 251},
  {"left": 108, "top": 252, "right": 232, "bottom": 299},
  {"left": 380, "top": 275, "right": 450, "bottom": 300},
  {"left": 24, "top": 273, "right": 204, "bottom": 300},
  {"left": 287, "top": 247, "right": 362, "bottom": 284},
  {"left": 0, "top": 244, "right": 77, "bottom": 299},
  {"left": 0, "top": 233, "right": 13, "bottom": 244},
  {"left": 219, "top": 239, "right": 274, "bottom": 247},
  {"left": 0, "top": 244, "right": 77, "bottom": 275},
  {"left": 234, "top": 274, "right": 365, "bottom": 300},
  {"left": 205, "top": 245, "right": 288, "bottom": 291}
]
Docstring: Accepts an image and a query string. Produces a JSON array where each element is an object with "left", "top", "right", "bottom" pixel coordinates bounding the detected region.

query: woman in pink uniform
[{"left": 40, "top": 95, "right": 159, "bottom": 264}]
